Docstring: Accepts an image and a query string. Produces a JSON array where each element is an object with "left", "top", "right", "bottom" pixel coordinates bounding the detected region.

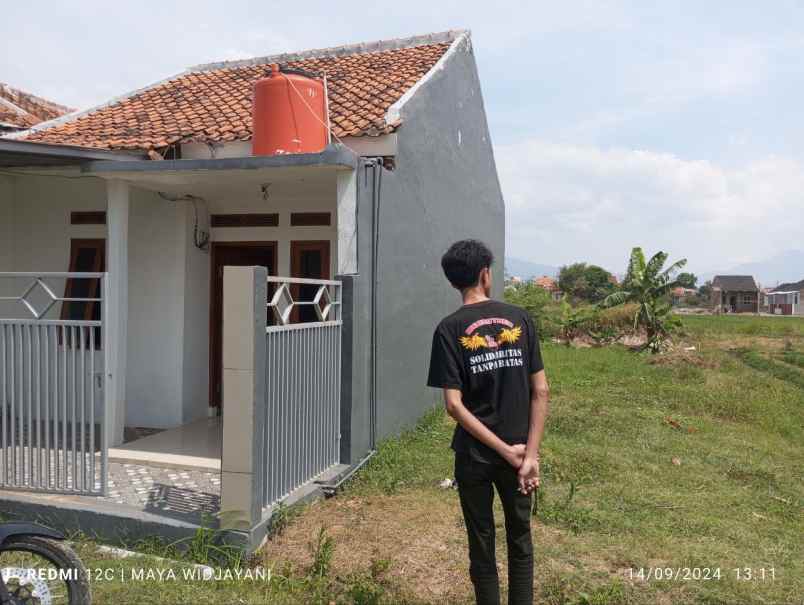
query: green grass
[
  {"left": 680, "top": 314, "right": 804, "bottom": 339},
  {"left": 735, "top": 348, "right": 804, "bottom": 390},
  {"left": 57, "top": 315, "right": 804, "bottom": 604},
  {"left": 780, "top": 349, "right": 804, "bottom": 370}
]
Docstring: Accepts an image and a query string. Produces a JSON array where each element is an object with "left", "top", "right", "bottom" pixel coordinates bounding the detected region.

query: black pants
[{"left": 454, "top": 453, "right": 534, "bottom": 605}]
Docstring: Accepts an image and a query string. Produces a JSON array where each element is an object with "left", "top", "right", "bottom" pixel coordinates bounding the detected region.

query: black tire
[{"left": 0, "top": 536, "right": 91, "bottom": 605}]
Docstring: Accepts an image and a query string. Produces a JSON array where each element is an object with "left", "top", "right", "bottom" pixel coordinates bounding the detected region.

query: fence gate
[
  {"left": 263, "top": 276, "right": 342, "bottom": 507},
  {"left": 0, "top": 272, "right": 108, "bottom": 495}
]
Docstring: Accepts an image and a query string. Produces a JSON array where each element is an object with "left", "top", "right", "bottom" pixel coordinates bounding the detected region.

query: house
[
  {"left": 671, "top": 286, "right": 698, "bottom": 306},
  {"left": 710, "top": 275, "right": 759, "bottom": 313},
  {"left": 0, "top": 30, "right": 505, "bottom": 547},
  {"left": 760, "top": 288, "right": 771, "bottom": 312},
  {"left": 767, "top": 279, "right": 804, "bottom": 316},
  {"left": 0, "top": 83, "right": 73, "bottom": 134},
  {"left": 533, "top": 275, "right": 562, "bottom": 301}
]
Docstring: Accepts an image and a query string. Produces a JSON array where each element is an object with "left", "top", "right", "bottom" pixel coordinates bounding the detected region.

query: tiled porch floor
[
  {"left": 101, "top": 460, "right": 220, "bottom": 524},
  {"left": 109, "top": 416, "right": 221, "bottom": 471}
]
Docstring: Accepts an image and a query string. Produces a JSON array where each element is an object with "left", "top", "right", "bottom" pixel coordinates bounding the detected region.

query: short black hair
[{"left": 440, "top": 239, "right": 494, "bottom": 289}]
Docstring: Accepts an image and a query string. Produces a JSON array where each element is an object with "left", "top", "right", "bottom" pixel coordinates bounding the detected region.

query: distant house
[
  {"left": 710, "top": 275, "right": 759, "bottom": 313},
  {"left": 760, "top": 288, "right": 771, "bottom": 312},
  {"left": 767, "top": 279, "right": 804, "bottom": 316},
  {"left": 671, "top": 286, "right": 697, "bottom": 305},
  {"left": 0, "top": 83, "right": 73, "bottom": 133},
  {"left": 532, "top": 275, "right": 562, "bottom": 301}
]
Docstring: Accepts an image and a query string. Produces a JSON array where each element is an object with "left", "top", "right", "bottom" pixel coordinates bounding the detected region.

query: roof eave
[
  {"left": 0, "top": 138, "right": 147, "bottom": 168},
  {"left": 81, "top": 143, "right": 357, "bottom": 176}
]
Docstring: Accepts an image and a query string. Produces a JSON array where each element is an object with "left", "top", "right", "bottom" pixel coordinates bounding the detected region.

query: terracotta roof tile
[
  {"left": 0, "top": 83, "right": 73, "bottom": 129},
  {"left": 23, "top": 35, "right": 454, "bottom": 150}
]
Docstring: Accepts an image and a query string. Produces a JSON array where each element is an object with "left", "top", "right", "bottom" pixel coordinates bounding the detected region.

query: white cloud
[{"left": 496, "top": 140, "right": 804, "bottom": 274}]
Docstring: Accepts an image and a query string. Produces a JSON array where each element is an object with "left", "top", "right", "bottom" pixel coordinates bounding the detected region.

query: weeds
[
  {"left": 780, "top": 349, "right": 804, "bottom": 369},
  {"left": 535, "top": 481, "right": 601, "bottom": 534},
  {"left": 308, "top": 526, "right": 334, "bottom": 578},
  {"left": 734, "top": 347, "right": 804, "bottom": 389}
]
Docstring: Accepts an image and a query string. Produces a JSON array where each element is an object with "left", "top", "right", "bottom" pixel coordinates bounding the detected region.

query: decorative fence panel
[
  {"left": 263, "top": 276, "right": 341, "bottom": 508},
  {"left": 0, "top": 272, "right": 108, "bottom": 495}
]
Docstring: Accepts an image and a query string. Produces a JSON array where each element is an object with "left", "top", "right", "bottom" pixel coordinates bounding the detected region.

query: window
[
  {"left": 290, "top": 212, "right": 331, "bottom": 226},
  {"left": 61, "top": 239, "right": 105, "bottom": 348},
  {"left": 743, "top": 294, "right": 753, "bottom": 305}
]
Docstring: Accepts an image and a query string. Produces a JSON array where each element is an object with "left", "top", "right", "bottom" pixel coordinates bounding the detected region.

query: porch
[{"left": 0, "top": 142, "right": 364, "bottom": 548}]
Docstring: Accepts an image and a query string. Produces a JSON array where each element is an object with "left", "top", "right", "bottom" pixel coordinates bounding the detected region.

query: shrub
[
  {"left": 593, "top": 303, "right": 639, "bottom": 334},
  {"left": 504, "top": 283, "right": 561, "bottom": 338}
]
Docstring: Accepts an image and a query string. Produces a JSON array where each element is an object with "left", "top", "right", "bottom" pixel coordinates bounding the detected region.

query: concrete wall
[
  {"left": 125, "top": 187, "right": 187, "bottom": 428},
  {"left": 368, "top": 37, "right": 506, "bottom": 440},
  {"left": 202, "top": 179, "right": 338, "bottom": 278}
]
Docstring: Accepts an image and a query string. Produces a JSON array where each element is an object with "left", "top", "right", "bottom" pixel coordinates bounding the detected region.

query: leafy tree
[
  {"left": 558, "top": 263, "right": 616, "bottom": 303},
  {"left": 503, "top": 282, "right": 555, "bottom": 338},
  {"left": 698, "top": 280, "right": 713, "bottom": 299},
  {"left": 676, "top": 272, "right": 698, "bottom": 289},
  {"left": 601, "top": 247, "right": 687, "bottom": 353}
]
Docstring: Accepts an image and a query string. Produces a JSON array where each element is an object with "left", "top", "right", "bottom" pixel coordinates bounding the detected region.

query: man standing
[{"left": 427, "top": 239, "right": 550, "bottom": 605}]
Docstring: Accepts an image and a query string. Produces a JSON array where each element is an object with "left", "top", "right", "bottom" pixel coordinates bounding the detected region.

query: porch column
[
  {"left": 220, "top": 265, "right": 267, "bottom": 530},
  {"left": 106, "top": 179, "right": 129, "bottom": 447},
  {"left": 336, "top": 168, "right": 358, "bottom": 274}
]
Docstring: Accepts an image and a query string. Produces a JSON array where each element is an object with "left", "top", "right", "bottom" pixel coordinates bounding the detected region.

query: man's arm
[
  {"left": 518, "top": 370, "right": 550, "bottom": 493},
  {"left": 444, "top": 388, "right": 526, "bottom": 468}
]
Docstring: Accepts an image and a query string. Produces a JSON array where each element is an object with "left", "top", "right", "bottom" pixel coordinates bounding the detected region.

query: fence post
[{"left": 220, "top": 265, "right": 267, "bottom": 530}]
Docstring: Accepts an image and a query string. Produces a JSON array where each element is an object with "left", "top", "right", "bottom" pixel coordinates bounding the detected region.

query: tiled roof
[
  {"left": 0, "top": 83, "right": 73, "bottom": 129},
  {"left": 712, "top": 275, "right": 758, "bottom": 291},
  {"left": 533, "top": 276, "right": 559, "bottom": 291},
  {"left": 21, "top": 32, "right": 460, "bottom": 151}
]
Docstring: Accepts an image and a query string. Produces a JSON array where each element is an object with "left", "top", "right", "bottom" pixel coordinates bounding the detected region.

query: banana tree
[{"left": 601, "top": 247, "right": 687, "bottom": 352}]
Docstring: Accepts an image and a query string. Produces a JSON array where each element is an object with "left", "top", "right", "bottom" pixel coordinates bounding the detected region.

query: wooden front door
[
  {"left": 209, "top": 242, "right": 277, "bottom": 407},
  {"left": 290, "top": 241, "right": 331, "bottom": 323}
]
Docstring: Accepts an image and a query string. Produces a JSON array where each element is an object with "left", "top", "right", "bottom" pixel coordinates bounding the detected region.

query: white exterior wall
[
  {"left": 204, "top": 182, "right": 338, "bottom": 278},
  {"left": 126, "top": 187, "right": 186, "bottom": 428},
  {"left": 0, "top": 174, "right": 190, "bottom": 428}
]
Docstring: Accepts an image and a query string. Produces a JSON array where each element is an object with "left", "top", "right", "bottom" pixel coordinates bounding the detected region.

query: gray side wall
[
  {"left": 338, "top": 165, "right": 375, "bottom": 463},
  {"left": 372, "top": 38, "right": 506, "bottom": 440}
]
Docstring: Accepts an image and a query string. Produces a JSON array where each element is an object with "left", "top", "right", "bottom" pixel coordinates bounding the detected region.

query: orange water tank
[{"left": 252, "top": 64, "right": 329, "bottom": 156}]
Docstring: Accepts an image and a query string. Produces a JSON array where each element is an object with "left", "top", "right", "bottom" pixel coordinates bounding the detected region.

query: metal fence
[
  {"left": 263, "top": 276, "right": 342, "bottom": 507},
  {"left": 0, "top": 272, "right": 107, "bottom": 495}
]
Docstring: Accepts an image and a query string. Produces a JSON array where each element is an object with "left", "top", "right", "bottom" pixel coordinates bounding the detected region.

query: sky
[{"left": 2, "top": 1, "right": 803, "bottom": 278}]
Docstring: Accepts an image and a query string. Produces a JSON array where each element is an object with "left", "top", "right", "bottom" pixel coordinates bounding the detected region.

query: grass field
[{"left": 63, "top": 315, "right": 804, "bottom": 603}]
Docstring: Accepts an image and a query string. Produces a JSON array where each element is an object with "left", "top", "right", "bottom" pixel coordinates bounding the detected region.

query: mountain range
[{"left": 505, "top": 257, "right": 559, "bottom": 280}]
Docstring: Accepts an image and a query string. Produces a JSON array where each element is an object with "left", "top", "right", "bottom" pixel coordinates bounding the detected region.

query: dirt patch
[
  {"left": 647, "top": 349, "right": 720, "bottom": 369},
  {"left": 260, "top": 490, "right": 473, "bottom": 602},
  {"left": 715, "top": 335, "right": 802, "bottom": 352},
  {"left": 258, "top": 489, "right": 595, "bottom": 603}
]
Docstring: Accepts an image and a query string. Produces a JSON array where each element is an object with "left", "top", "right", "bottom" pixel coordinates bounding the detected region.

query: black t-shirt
[{"left": 427, "top": 299, "right": 544, "bottom": 464}]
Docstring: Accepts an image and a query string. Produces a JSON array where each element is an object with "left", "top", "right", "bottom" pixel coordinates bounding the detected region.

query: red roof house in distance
[
  {"left": 533, "top": 275, "right": 562, "bottom": 300},
  {"left": 0, "top": 83, "right": 73, "bottom": 133}
]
